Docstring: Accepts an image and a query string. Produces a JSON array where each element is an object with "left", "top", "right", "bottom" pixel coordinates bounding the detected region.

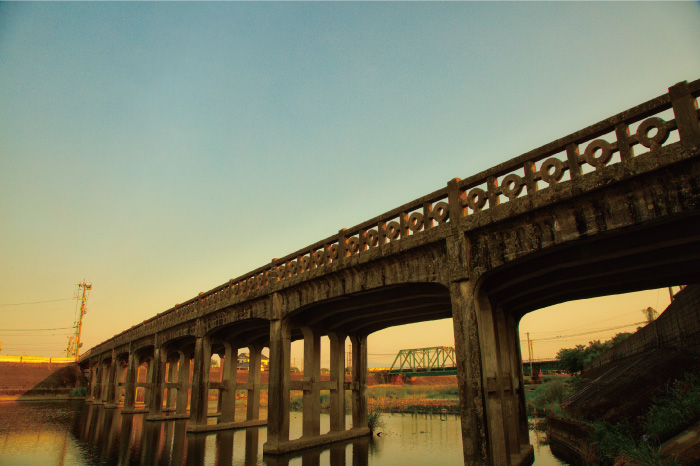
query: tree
[
  {"left": 642, "top": 307, "right": 659, "bottom": 323},
  {"left": 556, "top": 332, "right": 633, "bottom": 373},
  {"left": 557, "top": 345, "right": 586, "bottom": 373}
]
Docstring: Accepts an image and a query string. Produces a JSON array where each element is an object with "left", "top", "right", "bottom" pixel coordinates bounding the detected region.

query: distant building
[{"left": 237, "top": 352, "right": 269, "bottom": 371}]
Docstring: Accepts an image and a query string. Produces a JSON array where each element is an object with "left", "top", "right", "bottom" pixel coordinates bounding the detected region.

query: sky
[{"left": 1, "top": 2, "right": 699, "bottom": 366}]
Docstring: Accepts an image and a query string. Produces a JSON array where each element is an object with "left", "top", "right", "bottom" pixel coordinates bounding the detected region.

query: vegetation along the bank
[{"left": 531, "top": 370, "right": 700, "bottom": 466}]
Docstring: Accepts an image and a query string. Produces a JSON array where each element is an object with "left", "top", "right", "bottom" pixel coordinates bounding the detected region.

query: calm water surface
[{"left": 0, "top": 401, "right": 566, "bottom": 466}]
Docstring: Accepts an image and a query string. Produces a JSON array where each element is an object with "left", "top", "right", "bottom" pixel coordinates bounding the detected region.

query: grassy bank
[
  {"left": 535, "top": 371, "right": 700, "bottom": 466},
  {"left": 289, "top": 384, "right": 460, "bottom": 413}
]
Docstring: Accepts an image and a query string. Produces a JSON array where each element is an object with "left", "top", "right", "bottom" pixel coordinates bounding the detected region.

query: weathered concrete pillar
[
  {"left": 105, "top": 351, "right": 118, "bottom": 408},
  {"left": 93, "top": 360, "right": 104, "bottom": 404},
  {"left": 220, "top": 342, "right": 238, "bottom": 423},
  {"left": 143, "top": 357, "right": 154, "bottom": 408},
  {"left": 328, "top": 331, "right": 347, "bottom": 433},
  {"left": 349, "top": 333, "right": 367, "bottom": 430},
  {"left": 165, "top": 358, "right": 178, "bottom": 411},
  {"left": 450, "top": 280, "right": 488, "bottom": 466},
  {"left": 247, "top": 344, "right": 263, "bottom": 421},
  {"left": 495, "top": 307, "right": 520, "bottom": 454},
  {"left": 302, "top": 326, "right": 321, "bottom": 437},
  {"left": 123, "top": 352, "right": 137, "bottom": 411},
  {"left": 188, "top": 336, "right": 212, "bottom": 429},
  {"left": 147, "top": 345, "right": 166, "bottom": 420},
  {"left": 86, "top": 363, "right": 96, "bottom": 402},
  {"left": 508, "top": 314, "right": 529, "bottom": 444},
  {"left": 116, "top": 360, "right": 128, "bottom": 406},
  {"left": 176, "top": 350, "right": 190, "bottom": 415},
  {"left": 264, "top": 315, "right": 291, "bottom": 450}
]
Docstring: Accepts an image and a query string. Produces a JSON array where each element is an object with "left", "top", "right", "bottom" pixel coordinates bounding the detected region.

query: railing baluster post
[
  {"left": 615, "top": 123, "right": 634, "bottom": 165},
  {"left": 523, "top": 160, "right": 538, "bottom": 194},
  {"left": 486, "top": 176, "right": 500, "bottom": 209},
  {"left": 669, "top": 81, "right": 700, "bottom": 147},
  {"left": 447, "top": 178, "right": 465, "bottom": 224},
  {"left": 566, "top": 143, "right": 582, "bottom": 178}
]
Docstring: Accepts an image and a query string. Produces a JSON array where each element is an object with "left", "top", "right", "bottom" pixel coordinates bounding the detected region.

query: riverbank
[{"left": 537, "top": 352, "right": 700, "bottom": 466}]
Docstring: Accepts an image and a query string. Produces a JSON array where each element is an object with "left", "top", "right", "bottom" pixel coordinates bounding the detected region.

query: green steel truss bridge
[
  {"left": 387, "top": 347, "right": 563, "bottom": 377},
  {"left": 388, "top": 346, "right": 458, "bottom": 376}
]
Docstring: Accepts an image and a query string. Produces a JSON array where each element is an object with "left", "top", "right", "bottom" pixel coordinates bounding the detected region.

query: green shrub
[{"left": 643, "top": 371, "right": 700, "bottom": 441}]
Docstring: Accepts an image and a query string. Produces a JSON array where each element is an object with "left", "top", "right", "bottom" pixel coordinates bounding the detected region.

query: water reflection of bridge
[{"left": 80, "top": 79, "right": 700, "bottom": 466}]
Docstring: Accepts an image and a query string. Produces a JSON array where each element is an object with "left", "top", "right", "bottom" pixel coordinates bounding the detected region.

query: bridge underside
[{"left": 483, "top": 210, "right": 700, "bottom": 318}]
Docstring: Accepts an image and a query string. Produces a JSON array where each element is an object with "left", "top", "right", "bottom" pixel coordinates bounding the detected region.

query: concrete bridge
[{"left": 80, "top": 79, "right": 700, "bottom": 466}]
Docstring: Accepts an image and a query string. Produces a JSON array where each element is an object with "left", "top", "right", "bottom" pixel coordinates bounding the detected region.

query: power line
[
  {"left": 0, "top": 306, "right": 76, "bottom": 313},
  {"left": 0, "top": 298, "right": 73, "bottom": 306},
  {"left": 3, "top": 327, "right": 74, "bottom": 332},
  {"left": 521, "top": 322, "right": 645, "bottom": 343}
]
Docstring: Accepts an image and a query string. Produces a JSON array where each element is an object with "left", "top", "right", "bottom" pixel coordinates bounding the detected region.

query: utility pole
[
  {"left": 526, "top": 332, "right": 534, "bottom": 377},
  {"left": 66, "top": 281, "right": 91, "bottom": 361}
]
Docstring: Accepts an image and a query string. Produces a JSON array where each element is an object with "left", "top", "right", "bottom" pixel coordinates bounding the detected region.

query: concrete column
[
  {"left": 265, "top": 318, "right": 291, "bottom": 449},
  {"left": 144, "top": 358, "right": 154, "bottom": 408},
  {"left": 105, "top": 352, "right": 118, "bottom": 407},
  {"left": 189, "top": 336, "right": 212, "bottom": 428},
  {"left": 123, "top": 352, "right": 137, "bottom": 411},
  {"left": 86, "top": 364, "right": 96, "bottom": 402},
  {"left": 302, "top": 326, "right": 321, "bottom": 437},
  {"left": 220, "top": 342, "right": 238, "bottom": 423},
  {"left": 475, "top": 291, "right": 511, "bottom": 465},
  {"left": 508, "top": 314, "right": 529, "bottom": 444},
  {"left": 148, "top": 346, "right": 166, "bottom": 418},
  {"left": 495, "top": 308, "right": 520, "bottom": 454},
  {"left": 247, "top": 344, "right": 263, "bottom": 421},
  {"left": 176, "top": 350, "right": 190, "bottom": 415},
  {"left": 116, "top": 360, "right": 128, "bottom": 405},
  {"left": 165, "top": 358, "right": 178, "bottom": 411},
  {"left": 450, "top": 280, "right": 488, "bottom": 466},
  {"left": 349, "top": 333, "right": 367, "bottom": 430},
  {"left": 328, "top": 331, "right": 346, "bottom": 432},
  {"left": 93, "top": 360, "right": 104, "bottom": 404},
  {"left": 101, "top": 360, "right": 110, "bottom": 403}
]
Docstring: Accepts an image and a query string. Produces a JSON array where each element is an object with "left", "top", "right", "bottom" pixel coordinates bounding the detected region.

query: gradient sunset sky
[{"left": 1, "top": 2, "right": 699, "bottom": 365}]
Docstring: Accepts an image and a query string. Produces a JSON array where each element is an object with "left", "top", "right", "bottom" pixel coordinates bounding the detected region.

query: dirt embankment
[{"left": 0, "top": 361, "right": 84, "bottom": 400}]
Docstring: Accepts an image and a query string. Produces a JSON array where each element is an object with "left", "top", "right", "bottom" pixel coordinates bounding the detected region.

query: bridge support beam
[
  {"left": 187, "top": 336, "right": 212, "bottom": 431},
  {"left": 349, "top": 333, "right": 368, "bottom": 430},
  {"left": 247, "top": 344, "right": 263, "bottom": 421},
  {"left": 451, "top": 280, "right": 533, "bottom": 466},
  {"left": 122, "top": 352, "right": 138, "bottom": 412},
  {"left": 264, "top": 318, "right": 291, "bottom": 451},
  {"left": 176, "top": 350, "right": 190, "bottom": 416},
  {"left": 105, "top": 351, "right": 119, "bottom": 408},
  {"left": 165, "top": 357, "right": 178, "bottom": 412},
  {"left": 219, "top": 342, "right": 238, "bottom": 423},
  {"left": 146, "top": 345, "right": 167, "bottom": 420},
  {"left": 85, "top": 363, "right": 96, "bottom": 403},
  {"left": 302, "top": 326, "right": 322, "bottom": 437},
  {"left": 328, "top": 331, "right": 346, "bottom": 433}
]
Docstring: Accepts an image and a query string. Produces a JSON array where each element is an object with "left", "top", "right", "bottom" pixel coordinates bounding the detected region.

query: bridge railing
[
  {"left": 451, "top": 79, "right": 700, "bottom": 218},
  {"left": 90, "top": 79, "right": 699, "bottom": 356}
]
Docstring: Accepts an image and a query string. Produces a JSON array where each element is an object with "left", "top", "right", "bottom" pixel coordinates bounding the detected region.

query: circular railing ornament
[
  {"left": 501, "top": 174, "right": 525, "bottom": 199},
  {"left": 584, "top": 139, "right": 613, "bottom": 168},
  {"left": 540, "top": 158, "right": 565, "bottom": 184},
  {"left": 636, "top": 117, "right": 669, "bottom": 150},
  {"left": 466, "top": 188, "right": 487, "bottom": 212}
]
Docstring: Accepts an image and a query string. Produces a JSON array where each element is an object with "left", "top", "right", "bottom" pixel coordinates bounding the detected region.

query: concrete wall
[{"left": 586, "top": 285, "right": 700, "bottom": 370}]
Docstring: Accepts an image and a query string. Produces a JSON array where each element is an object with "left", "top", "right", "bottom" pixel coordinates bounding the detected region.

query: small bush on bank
[
  {"left": 643, "top": 371, "right": 700, "bottom": 441},
  {"left": 527, "top": 378, "right": 574, "bottom": 416}
]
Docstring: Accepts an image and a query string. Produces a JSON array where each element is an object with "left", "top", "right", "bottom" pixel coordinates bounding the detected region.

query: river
[{"left": 0, "top": 401, "right": 566, "bottom": 466}]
